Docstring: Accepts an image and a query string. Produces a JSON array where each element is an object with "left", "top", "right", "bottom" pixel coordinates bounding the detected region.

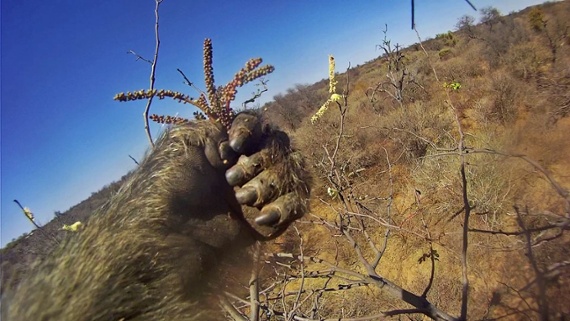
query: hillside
[
  {"left": 2, "top": 1, "right": 569, "bottom": 320},
  {"left": 1, "top": 173, "right": 131, "bottom": 292},
  {"left": 258, "top": 1, "right": 570, "bottom": 319}
]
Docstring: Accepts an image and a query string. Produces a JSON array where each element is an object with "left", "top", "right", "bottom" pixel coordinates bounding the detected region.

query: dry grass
[{"left": 255, "top": 1, "right": 570, "bottom": 319}]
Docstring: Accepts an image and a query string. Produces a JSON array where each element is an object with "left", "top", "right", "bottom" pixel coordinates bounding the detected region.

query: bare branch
[
  {"left": 141, "top": 0, "right": 163, "bottom": 147},
  {"left": 249, "top": 242, "right": 261, "bottom": 321},
  {"left": 126, "top": 50, "right": 153, "bottom": 64}
]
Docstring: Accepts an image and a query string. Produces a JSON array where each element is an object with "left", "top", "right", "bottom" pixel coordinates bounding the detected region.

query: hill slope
[{"left": 2, "top": 1, "right": 569, "bottom": 319}]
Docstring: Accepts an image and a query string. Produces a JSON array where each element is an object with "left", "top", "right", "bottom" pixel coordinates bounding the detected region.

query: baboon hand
[
  {"left": 2, "top": 111, "right": 310, "bottom": 321},
  {"left": 222, "top": 112, "right": 310, "bottom": 239}
]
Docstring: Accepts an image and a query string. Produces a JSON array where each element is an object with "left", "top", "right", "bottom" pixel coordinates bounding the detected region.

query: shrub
[
  {"left": 489, "top": 72, "right": 521, "bottom": 123},
  {"left": 528, "top": 7, "right": 546, "bottom": 31},
  {"left": 435, "top": 31, "right": 457, "bottom": 47},
  {"left": 504, "top": 42, "right": 550, "bottom": 79},
  {"left": 438, "top": 48, "right": 453, "bottom": 60},
  {"left": 381, "top": 100, "right": 454, "bottom": 162}
]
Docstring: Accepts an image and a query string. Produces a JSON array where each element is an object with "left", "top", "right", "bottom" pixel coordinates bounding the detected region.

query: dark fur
[{"left": 3, "top": 117, "right": 309, "bottom": 321}]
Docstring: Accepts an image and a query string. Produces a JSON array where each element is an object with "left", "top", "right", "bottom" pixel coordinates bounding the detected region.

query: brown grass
[{"left": 257, "top": 1, "right": 570, "bottom": 319}]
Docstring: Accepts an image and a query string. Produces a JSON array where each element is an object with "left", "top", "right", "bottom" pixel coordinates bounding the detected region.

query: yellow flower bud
[
  {"left": 62, "top": 221, "right": 83, "bottom": 232},
  {"left": 331, "top": 93, "right": 342, "bottom": 102}
]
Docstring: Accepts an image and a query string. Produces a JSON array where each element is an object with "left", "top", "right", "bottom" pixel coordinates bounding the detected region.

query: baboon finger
[
  {"left": 218, "top": 140, "right": 237, "bottom": 165},
  {"left": 212, "top": 111, "right": 263, "bottom": 167},
  {"left": 227, "top": 112, "right": 262, "bottom": 154},
  {"left": 256, "top": 193, "right": 305, "bottom": 227},
  {"left": 234, "top": 169, "right": 279, "bottom": 207},
  {"left": 225, "top": 153, "right": 265, "bottom": 186}
]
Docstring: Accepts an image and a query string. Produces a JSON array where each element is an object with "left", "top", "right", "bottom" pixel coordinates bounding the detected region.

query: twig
[
  {"left": 289, "top": 226, "right": 306, "bottom": 318},
  {"left": 13, "top": 200, "right": 59, "bottom": 245},
  {"left": 242, "top": 79, "right": 269, "bottom": 109},
  {"left": 126, "top": 50, "right": 153, "bottom": 64},
  {"left": 249, "top": 242, "right": 261, "bottom": 321},
  {"left": 143, "top": 0, "right": 163, "bottom": 147},
  {"left": 176, "top": 68, "right": 207, "bottom": 96},
  {"left": 128, "top": 155, "right": 140, "bottom": 166}
]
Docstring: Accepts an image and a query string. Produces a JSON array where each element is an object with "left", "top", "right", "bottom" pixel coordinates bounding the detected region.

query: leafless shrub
[
  {"left": 488, "top": 72, "right": 521, "bottom": 124},
  {"left": 368, "top": 25, "right": 424, "bottom": 108},
  {"left": 381, "top": 100, "right": 454, "bottom": 162},
  {"left": 505, "top": 42, "right": 551, "bottom": 80},
  {"left": 538, "top": 66, "right": 570, "bottom": 123}
]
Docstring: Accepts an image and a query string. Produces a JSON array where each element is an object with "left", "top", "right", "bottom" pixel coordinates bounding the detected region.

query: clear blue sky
[{"left": 1, "top": 0, "right": 548, "bottom": 246}]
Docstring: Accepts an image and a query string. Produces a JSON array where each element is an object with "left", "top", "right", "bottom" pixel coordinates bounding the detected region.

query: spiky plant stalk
[{"left": 115, "top": 38, "right": 275, "bottom": 130}]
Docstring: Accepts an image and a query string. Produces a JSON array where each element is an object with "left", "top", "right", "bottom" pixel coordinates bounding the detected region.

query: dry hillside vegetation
[
  {"left": 1, "top": 2, "right": 569, "bottom": 320},
  {"left": 256, "top": 2, "right": 569, "bottom": 320}
]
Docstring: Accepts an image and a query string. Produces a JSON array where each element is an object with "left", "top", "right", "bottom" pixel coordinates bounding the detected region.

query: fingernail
[
  {"left": 229, "top": 134, "right": 249, "bottom": 153},
  {"left": 255, "top": 210, "right": 281, "bottom": 226},
  {"left": 226, "top": 167, "right": 245, "bottom": 186},
  {"left": 235, "top": 186, "right": 257, "bottom": 205}
]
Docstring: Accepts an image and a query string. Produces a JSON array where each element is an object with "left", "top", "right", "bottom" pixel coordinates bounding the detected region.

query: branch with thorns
[{"left": 114, "top": 38, "right": 275, "bottom": 131}]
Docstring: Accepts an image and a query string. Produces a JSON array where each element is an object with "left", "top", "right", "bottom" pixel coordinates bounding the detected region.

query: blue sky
[{"left": 1, "top": 0, "right": 548, "bottom": 246}]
